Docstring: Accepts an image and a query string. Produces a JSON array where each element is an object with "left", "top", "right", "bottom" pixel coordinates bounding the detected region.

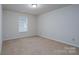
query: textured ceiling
[{"left": 2, "top": 4, "right": 71, "bottom": 15}]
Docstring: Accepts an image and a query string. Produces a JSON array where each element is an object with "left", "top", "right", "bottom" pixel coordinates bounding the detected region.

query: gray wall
[
  {"left": 37, "top": 5, "right": 79, "bottom": 47},
  {"left": 3, "top": 10, "right": 37, "bottom": 40},
  {"left": 2, "top": 5, "right": 79, "bottom": 48},
  {"left": 0, "top": 5, "right": 2, "bottom": 54}
]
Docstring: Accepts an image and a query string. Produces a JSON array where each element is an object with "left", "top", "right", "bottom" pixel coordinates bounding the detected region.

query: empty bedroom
[{"left": 0, "top": 4, "right": 79, "bottom": 55}]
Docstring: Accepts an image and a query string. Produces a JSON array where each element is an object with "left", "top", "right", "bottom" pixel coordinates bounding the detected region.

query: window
[{"left": 19, "top": 16, "right": 28, "bottom": 32}]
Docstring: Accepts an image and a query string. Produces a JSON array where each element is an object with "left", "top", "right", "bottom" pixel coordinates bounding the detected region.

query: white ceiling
[{"left": 2, "top": 4, "right": 71, "bottom": 15}]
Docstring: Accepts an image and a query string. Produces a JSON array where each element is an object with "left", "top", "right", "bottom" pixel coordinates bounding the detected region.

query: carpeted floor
[{"left": 1, "top": 36, "right": 79, "bottom": 55}]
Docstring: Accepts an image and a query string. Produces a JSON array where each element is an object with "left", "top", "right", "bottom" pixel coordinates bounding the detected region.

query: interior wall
[
  {"left": 2, "top": 5, "right": 79, "bottom": 48},
  {"left": 37, "top": 5, "right": 79, "bottom": 47},
  {"left": 3, "top": 10, "right": 37, "bottom": 40},
  {"left": 0, "top": 5, "right": 2, "bottom": 54}
]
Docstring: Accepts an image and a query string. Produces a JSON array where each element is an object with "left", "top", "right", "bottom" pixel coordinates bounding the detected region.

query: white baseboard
[
  {"left": 3, "top": 34, "right": 79, "bottom": 48},
  {"left": 3, "top": 35, "right": 37, "bottom": 41},
  {"left": 38, "top": 34, "right": 79, "bottom": 48}
]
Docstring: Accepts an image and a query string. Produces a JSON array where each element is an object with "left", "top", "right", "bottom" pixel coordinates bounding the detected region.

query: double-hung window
[{"left": 19, "top": 16, "right": 28, "bottom": 32}]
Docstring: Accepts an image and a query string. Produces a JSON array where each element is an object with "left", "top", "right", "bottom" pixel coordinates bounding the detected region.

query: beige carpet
[{"left": 1, "top": 36, "right": 79, "bottom": 55}]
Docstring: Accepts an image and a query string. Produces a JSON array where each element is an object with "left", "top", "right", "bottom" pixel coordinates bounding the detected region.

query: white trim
[
  {"left": 3, "top": 33, "right": 79, "bottom": 48},
  {"left": 38, "top": 34, "right": 79, "bottom": 48},
  {"left": 3, "top": 35, "right": 37, "bottom": 41}
]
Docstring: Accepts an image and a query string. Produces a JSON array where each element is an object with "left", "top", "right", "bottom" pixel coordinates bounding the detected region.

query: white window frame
[{"left": 18, "top": 16, "right": 28, "bottom": 33}]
